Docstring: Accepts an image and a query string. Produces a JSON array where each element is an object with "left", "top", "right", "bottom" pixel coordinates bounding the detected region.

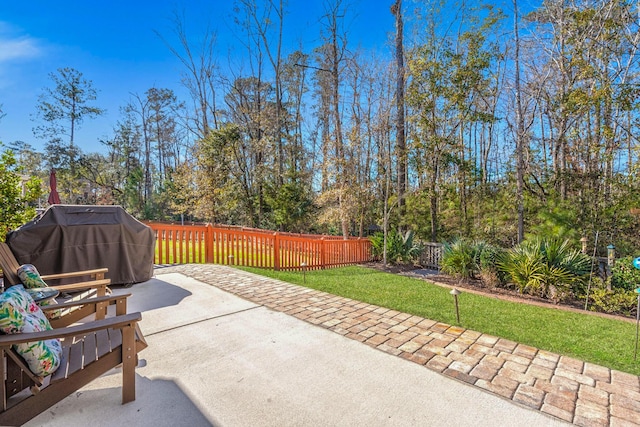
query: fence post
[
  {"left": 205, "top": 224, "right": 214, "bottom": 264},
  {"left": 274, "top": 232, "right": 280, "bottom": 271},
  {"left": 320, "top": 237, "right": 326, "bottom": 269},
  {"left": 156, "top": 227, "right": 163, "bottom": 264}
]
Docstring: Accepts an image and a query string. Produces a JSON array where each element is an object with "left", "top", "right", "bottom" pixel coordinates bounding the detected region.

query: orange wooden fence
[{"left": 145, "top": 222, "right": 373, "bottom": 270}]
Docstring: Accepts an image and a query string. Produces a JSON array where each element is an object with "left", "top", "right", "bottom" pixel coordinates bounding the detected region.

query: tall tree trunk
[
  {"left": 328, "top": 4, "right": 348, "bottom": 239},
  {"left": 392, "top": 0, "right": 406, "bottom": 229},
  {"left": 513, "top": 0, "right": 525, "bottom": 243},
  {"left": 459, "top": 124, "right": 468, "bottom": 233},
  {"left": 429, "top": 192, "right": 438, "bottom": 242}
]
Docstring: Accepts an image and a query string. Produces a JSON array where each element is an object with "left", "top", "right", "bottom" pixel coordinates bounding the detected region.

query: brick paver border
[{"left": 159, "top": 264, "right": 640, "bottom": 426}]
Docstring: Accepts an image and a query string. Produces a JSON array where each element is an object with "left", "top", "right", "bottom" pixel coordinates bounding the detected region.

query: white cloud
[
  {"left": 0, "top": 37, "right": 41, "bottom": 62},
  {"left": 0, "top": 22, "right": 42, "bottom": 63}
]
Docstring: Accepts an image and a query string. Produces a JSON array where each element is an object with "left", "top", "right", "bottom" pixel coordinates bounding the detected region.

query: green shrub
[
  {"left": 499, "top": 243, "right": 545, "bottom": 295},
  {"left": 440, "top": 238, "right": 477, "bottom": 281},
  {"left": 369, "top": 230, "right": 423, "bottom": 264},
  {"left": 611, "top": 256, "right": 640, "bottom": 291},
  {"left": 499, "top": 237, "right": 592, "bottom": 301},
  {"left": 398, "top": 230, "right": 423, "bottom": 263},
  {"left": 440, "top": 239, "right": 505, "bottom": 285},
  {"left": 477, "top": 243, "right": 508, "bottom": 287},
  {"left": 370, "top": 232, "right": 384, "bottom": 258},
  {"left": 588, "top": 286, "right": 637, "bottom": 316},
  {"left": 0, "top": 148, "right": 42, "bottom": 239}
]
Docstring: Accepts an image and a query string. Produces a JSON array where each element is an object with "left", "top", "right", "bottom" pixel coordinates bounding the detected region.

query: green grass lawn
[{"left": 241, "top": 265, "right": 640, "bottom": 376}]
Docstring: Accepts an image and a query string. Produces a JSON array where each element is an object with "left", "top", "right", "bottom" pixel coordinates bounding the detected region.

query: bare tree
[
  {"left": 318, "top": 0, "right": 351, "bottom": 238},
  {"left": 236, "top": 0, "right": 287, "bottom": 184},
  {"left": 158, "top": 12, "right": 220, "bottom": 140},
  {"left": 127, "top": 93, "right": 153, "bottom": 204}
]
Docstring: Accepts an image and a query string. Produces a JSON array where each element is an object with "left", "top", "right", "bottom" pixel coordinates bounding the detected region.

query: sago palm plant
[
  {"left": 441, "top": 239, "right": 506, "bottom": 285},
  {"left": 440, "top": 238, "right": 478, "bottom": 281},
  {"left": 369, "top": 230, "right": 423, "bottom": 264},
  {"left": 499, "top": 237, "right": 591, "bottom": 301}
]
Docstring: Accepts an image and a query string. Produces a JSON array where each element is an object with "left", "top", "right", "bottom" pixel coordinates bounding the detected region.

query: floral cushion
[
  {"left": 17, "top": 264, "right": 49, "bottom": 289},
  {"left": 17, "top": 264, "right": 57, "bottom": 309},
  {"left": 0, "top": 285, "right": 62, "bottom": 376}
]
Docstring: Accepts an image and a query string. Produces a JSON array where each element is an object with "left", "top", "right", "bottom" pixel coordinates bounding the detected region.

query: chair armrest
[
  {"left": 0, "top": 313, "right": 142, "bottom": 347},
  {"left": 44, "top": 293, "right": 130, "bottom": 328},
  {"left": 48, "top": 278, "right": 111, "bottom": 293},
  {"left": 40, "top": 293, "right": 131, "bottom": 312},
  {"left": 41, "top": 268, "right": 109, "bottom": 281}
]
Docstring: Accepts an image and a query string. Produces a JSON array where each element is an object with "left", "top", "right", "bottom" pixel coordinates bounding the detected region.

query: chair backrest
[{"left": 0, "top": 243, "right": 22, "bottom": 286}]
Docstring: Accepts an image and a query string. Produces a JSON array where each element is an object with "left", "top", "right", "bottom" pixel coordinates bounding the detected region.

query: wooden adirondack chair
[
  {"left": 0, "top": 242, "right": 111, "bottom": 299},
  {"left": 0, "top": 293, "right": 132, "bottom": 401},
  {"left": 0, "top": 299, "right": 147, "bottom": 426}
]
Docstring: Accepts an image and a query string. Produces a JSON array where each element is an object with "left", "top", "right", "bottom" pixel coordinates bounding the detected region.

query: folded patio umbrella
[{"left": 47, "top": 169, "right": 61, "bottom": 205}]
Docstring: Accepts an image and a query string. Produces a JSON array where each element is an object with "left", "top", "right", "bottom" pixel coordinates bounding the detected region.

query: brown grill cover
[{"left": 6, "top": 205, "right": 155, "bottom": 285}]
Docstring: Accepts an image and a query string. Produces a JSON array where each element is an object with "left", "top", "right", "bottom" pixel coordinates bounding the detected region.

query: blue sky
[{"left": 0, "top": 0, "right": 397, "bottom": 154}]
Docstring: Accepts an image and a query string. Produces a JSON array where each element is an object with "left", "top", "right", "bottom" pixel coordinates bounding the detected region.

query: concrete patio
[{"left": 25, "top": 264, "right": 634, "bottom": 426}]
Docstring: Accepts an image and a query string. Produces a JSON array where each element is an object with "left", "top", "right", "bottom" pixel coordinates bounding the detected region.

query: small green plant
[{"left": 611, "top": 256, "right": 640, "bottom": 291}]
